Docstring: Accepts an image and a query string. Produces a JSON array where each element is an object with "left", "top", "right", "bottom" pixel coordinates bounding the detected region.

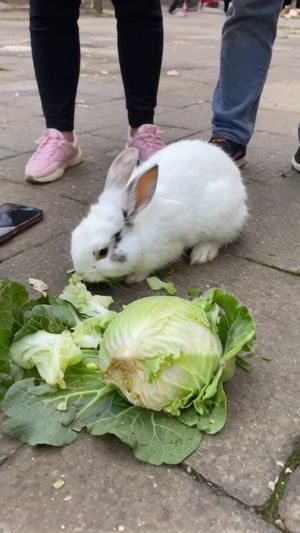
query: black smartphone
[{"left": 0, "top": 203, "right": 43, "bottom": 244}]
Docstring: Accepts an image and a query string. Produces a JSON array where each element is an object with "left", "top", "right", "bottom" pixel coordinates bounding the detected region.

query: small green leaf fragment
[
  {"left": 236, "top": 356, "right": 252, "bottom": 372},
  {"left": 56, "top": 400, "right": 68, "bottom": 412},
  {"left": 52, "top": 480, "right": 65, "bottom": 489},
  {"left": 187, "top": 287, "right": 200, "bottom": 298},
  {"left": 166, "top": 266, "right": 177, "bottom": 276},
  {"left": 260, "top": 355, "right": 273, "bottom": 362},
  {"left": 146, "top": 276, "right": 177, "bottom": 295}
]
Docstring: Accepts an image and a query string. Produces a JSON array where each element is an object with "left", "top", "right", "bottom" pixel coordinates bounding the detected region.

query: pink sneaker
[
  {"left": 172, "top": 8, "right": 187, "bottom": 16},
  {"left": 25, "top": 128, "right": 83, "bottom": 184},
  {"left": 127, "top": 124, "right": 165, "bottom": 162}
]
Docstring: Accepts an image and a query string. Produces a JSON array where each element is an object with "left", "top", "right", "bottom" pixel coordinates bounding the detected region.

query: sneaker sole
[
  {"left": 235, "top": 156, "right": 247, "bottom": 169},
  {"left": 25, "top": 149, "right": 83, "bottom": 184},
  {"left": 291, "top": 157, "right": 300, "bottom": 172}
]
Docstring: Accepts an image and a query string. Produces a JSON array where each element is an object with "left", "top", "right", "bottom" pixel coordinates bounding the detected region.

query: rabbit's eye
[{"left": 93, "top": 248, "right": 108, "bottom": 260}]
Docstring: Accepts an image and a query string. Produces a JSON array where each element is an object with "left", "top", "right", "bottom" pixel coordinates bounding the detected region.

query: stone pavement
[{"left": 0, "top": 6, "right": 300, "bottom": 533}]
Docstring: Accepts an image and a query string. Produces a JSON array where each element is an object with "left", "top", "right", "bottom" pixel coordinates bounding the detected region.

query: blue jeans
[{"left": 212, "top": 0, "right": 283, "bottom": 146}]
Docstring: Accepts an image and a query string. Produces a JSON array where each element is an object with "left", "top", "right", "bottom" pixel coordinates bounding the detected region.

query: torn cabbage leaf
[
  {"left": 60, "top": 274, "right": 113, "bottom": 318},
  {"left": 9, "top": 330, "right": 82, "bottom": 388}
]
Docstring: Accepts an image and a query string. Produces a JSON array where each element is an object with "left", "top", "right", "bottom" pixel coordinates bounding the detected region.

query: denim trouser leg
[{"left": 212, "top": 0, "right": 283, "bottom": 146}]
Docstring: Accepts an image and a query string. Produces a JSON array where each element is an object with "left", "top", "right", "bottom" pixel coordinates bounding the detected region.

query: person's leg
[
  {"left": 169, "top": 0, "right": 184, "bottom": 14},
  {"left": 30, "top": 0, "right": 81, "bottom": 136},
  {"left": 26, "top": 0, "right": 82, "bottom": 183},
  {"left": 212, "top": 0, "right": 283, "bottom": 148},
  {"left": 112, "top": 0, "right": 163, "bottom": 131},
  {"left": 111, "top": 0, "right": 165, "bottom": 160}
]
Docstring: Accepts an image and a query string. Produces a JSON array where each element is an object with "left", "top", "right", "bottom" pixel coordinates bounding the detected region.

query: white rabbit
[{"left": 71, "top": 139, "right": 247, "bottom": 284}]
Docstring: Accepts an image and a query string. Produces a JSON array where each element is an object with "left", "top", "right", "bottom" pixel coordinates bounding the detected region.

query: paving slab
[
  {"left": 244, "top": 132, "right": 298, "bottom": 181},
  {"left": 0, "top": 181, "right": 85, "bottom": 263},
  {"left": 0, "top": 146, "right": 15, "bottom": 159},
  {"left": 260, "top": 80, "right": 300, "bottom": 114},
  {"left": 157, "top": 102, "right": 212, "bottom": 131},
  {"left": 231, "top": 173, "right": 300, "bottom": 273},
  {"left": 0, "top": 433, "right": 277, "bottom": 533},
  {"left": 0, "top": 234, "right": 73, "bottom": 291},
  {"left": 255, "top": 109, "right": 299, "bottom": 138},
  {"left": 280, "top": 467, "right": 300, "bottom": 533}
]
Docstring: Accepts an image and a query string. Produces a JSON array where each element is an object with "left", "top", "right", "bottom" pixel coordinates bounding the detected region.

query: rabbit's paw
[
  {"left": 190, "top": 242, "right": 220, "bottom": 265},
  {"left": 126, "top": 272, "right": 149, "bottom": 285}
]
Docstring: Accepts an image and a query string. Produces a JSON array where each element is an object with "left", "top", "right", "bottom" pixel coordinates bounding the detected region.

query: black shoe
[
  {"left": 291, "top": 145, "right": 300, "bottom": 172},
  {"left": 209, "top": 136, "right": 247, "bottom": 168}
]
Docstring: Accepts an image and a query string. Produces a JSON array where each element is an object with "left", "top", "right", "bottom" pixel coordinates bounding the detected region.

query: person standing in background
[
  {"left": 209, "top": 0, "right": 300, "bottom": 172},
  {"left": 25, "top": 0, "right": 165, "bottom": 184}
]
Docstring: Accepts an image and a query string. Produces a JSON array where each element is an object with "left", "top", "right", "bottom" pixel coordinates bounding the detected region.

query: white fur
[{"left": 71, "top": 139, "right": 247, "bottom": 283}]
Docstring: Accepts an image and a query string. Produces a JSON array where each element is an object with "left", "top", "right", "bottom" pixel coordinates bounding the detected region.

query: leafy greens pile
[{"left": 0, "top": 275, "right": 256, "bottom": 465}]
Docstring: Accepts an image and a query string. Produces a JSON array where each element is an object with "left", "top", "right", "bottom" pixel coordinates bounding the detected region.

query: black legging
[{"left": 29, "top": 0, "right": 163, "bottom": 132}]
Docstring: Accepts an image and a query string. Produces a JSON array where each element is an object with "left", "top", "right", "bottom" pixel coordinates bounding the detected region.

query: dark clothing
[{"left": 29, "top": 0, "right": 163, "bottom": 131}]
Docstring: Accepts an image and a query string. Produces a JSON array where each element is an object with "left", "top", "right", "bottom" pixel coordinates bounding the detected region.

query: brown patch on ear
[{"left": 135, "top": 165, "right": 159, "bottom": 211}]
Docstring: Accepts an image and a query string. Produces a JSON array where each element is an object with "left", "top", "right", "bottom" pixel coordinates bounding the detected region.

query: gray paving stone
[
  {"left": 0, "top": 146, "right": 15, "bottom": 159},
  {"left": 255, "top": 109, "right": 298, "bottom": 137},
  {"left": 280, "top": 467, "right": 300, "bottom": 533},
  {"left": 245, "top": 132, "right": 298, "bottom": 179},
  {"left": 0, "top": 433, "right": 277, "bottom": 533},
  {"left": 231, "top": 173, "right": 300, "bottom": 273},
  {"left": 157, "top": 80, "right": 212, "bottom": 108},
  {"left": 157, "top": 102, "right": 212, "bottom": 131},
  {"left": 0, "top": 234, "right": 74, "bottom": 291}
]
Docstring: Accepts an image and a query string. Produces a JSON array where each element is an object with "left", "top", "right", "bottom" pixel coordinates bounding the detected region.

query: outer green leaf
[
  {"left": 177, "top": 407, "right": 199, "bottom": 427},
  {"left": 14, "top": 301, "right": 80, "bottom": 342},
  {"left": 196, "top": 383, "right": 227, "bottom": 434},
  {"left": 196, "top": 288, "right": 256, "bottom": 360},
  {"left": 89, "top": 406, "right": 202, "bottom": 465},
  {"left": 2, "top": 366, "right": 114, "bottom": 445},
  {"left": 146, "top": 276, "right": 177, "bottom": 295},
  {"left": 0, "top": 279, "right": 29, "bottom": 400}
]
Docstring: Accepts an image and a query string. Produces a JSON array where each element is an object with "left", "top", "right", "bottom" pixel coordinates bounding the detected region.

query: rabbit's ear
[
  {"left": 105, "top": 147, "right": 139, "bottom": 189},
  {"left": 125, "top": 165, "right": 158, "bottom": 219}
]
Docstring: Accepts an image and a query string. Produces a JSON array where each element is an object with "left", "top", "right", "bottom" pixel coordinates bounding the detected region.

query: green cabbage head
[{"left": 99, "top": 291, "right": 255, "bottom": 432}]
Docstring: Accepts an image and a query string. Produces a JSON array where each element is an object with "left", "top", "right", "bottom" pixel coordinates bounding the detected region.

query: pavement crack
[
  {"left": 0, "top": 230, "right": 64, "bottom": 265},
  {"left": 0, "top": 443, "right": 24, "bottom": 468},
  {"left": 0, "top": 150, "right": 31, "bottom": 162},
  {"left": 180, "top": 452, "right": 299, "bottom": 533},
  {"left": 228, "top": 253, "right": 300, "bottom": 278},
  {"left": 255, "top": 439, "right": 300, "bottom": 532},
  {"left": 179, "top": 463, "right": 254, "bottom": 513}
]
